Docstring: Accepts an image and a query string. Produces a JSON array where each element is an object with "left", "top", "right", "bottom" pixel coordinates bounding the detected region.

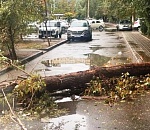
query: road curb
[
  {"left": 0, "top": 39, "right": 68, "bottom": 76},
  {"left": 41, "top": 40, "right": 67, "bottom": 52}
]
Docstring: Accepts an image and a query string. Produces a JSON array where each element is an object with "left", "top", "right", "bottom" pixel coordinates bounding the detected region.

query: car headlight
[
  {"left": 67, "top": 30, "right": 72, "bottom": 34},
  {"left": 83, "top": 30, "right": 89, "bottom": 34}
]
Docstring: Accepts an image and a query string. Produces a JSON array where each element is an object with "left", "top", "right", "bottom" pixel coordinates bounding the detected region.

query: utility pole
[{"left": 87, "top": 0, "right": 90, "bottom": 19}]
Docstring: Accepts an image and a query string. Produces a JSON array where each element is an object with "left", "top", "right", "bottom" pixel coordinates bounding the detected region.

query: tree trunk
[
  {"left": 44, "top": 0, "right": 51, "bottom": 46},
  {"left": 44, "top": 63, "right": 150, "bottom": 92},
  {"left": 8, "top": 26, "right": 17, "bottom": 60}
]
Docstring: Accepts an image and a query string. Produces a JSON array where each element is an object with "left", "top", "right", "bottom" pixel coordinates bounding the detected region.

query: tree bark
[
  {"left": 9, "top": 26, "right": 17, "bottom": 60},
  {"left": 44, "top": 63, "right": 150, "bottom": 92}
]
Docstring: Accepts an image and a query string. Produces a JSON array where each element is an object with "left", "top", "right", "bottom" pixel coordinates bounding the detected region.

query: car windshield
[
  {"left": 40, "top": 21, "right": 57, "bottom": 27},
  {"left": 120, "top": 20, "right": 131, "bottom": 24},
  {"left": 70, "top": 21, "right": 88, "bottom": 27}
]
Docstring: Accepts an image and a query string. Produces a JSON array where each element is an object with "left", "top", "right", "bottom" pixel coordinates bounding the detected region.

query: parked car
[
  {"left": 88, "top": 19, "right": 105, "bottom": 32},
  {"left": 133, "top": 18, "right": 145, "bottom": 31},
  {"left": 116, "top": 20, "right": 132, "bottom": 31},
  {"left": 67, "top": 20, "right": 92, "bottom": 41},
  {"left": 22, "top": 22, "right": 39, "bottom": 38},
  {"left": 60, "top": 20, "right": 69, "bottom": 34},
  {"left": 38, "top": 20, "right": 62, "bottom": 38}
]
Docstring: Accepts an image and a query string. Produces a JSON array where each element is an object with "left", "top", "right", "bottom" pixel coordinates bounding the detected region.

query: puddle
[
  {"left": 41, "top": 57, "right": 90, "bottom": 67},
  {"left": 39, "top": 48, "right": 131, "bottom": 74},
  {"left": 43, "top": 97, "right": 86, "bottom": 130},
  {"left": 51, "top": 92, "right": 150, "bottom": 130},
  {"left": 55, "top": 96, "right": 81, "bottom": 103},
  {"left": 107, "top": 34, "right": 116, "bottom": 36},
  {"left": 40, "top": 54, "right": 127, "bottom": 70},
  {"left": 137, "top": 51, "right": 150, "bottom": 62},
  {"left": 112, "top": 36, "right": 123, "bottom": 39},
  {"left": 43, "top": 114, "right": 87, "bottom": 130},
  {"left": 89, "top": 53, "right": 111, "bottom": 66},
  {"left": 89, "top": 46, "right": 104, "bottom": 51},
  {"left": 116, "top": 44, "right": 126, "bottom": 48},
  {"left": 128, "top": 41, "right": 139, "bottom": 47},
  {"left": 105, "top": 32, "right": 115, "bottom": 35}
]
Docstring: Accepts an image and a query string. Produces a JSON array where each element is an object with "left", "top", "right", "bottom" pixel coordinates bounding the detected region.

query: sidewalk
[
  {"left": 105, "top": 23, "right": 150, "bottom": 62},
  {"left": 0, "top": 39, "right": 67, "bottom": 80},
  {"left": 122, "top": 31, "right": 150, "bottom": 62}
]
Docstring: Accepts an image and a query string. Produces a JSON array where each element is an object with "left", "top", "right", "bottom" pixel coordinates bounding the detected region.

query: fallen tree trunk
[{"left": 44, "top": 62, "right": 150, "bottom": 92}]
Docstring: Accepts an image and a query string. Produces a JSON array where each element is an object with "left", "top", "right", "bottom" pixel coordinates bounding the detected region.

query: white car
[
  {"left": 60, "top": 20, "right": 69, "bottom": 33},
  {"left": 88, "top": 19, "right": 105, "bottom": 32},
  {"left": 133, "top": 18, "right": 144, "bottom": 31},
  {"left": 67, "top": 20, "right": 92, "bottom": 41},
  {"left": 38, "top": 20, "right": 62, "bottom": 38}
]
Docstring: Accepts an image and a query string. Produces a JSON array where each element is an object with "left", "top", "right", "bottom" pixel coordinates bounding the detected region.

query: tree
[
  {"left": 134, "top": 0, "right": 150, "bottom": 35},
  {"left": 0, "top": 0, "right": 43, "bottom": 60},
  {"left": 75, "top": 0, "right": 86, "bottom": 19},
  {"left": 54, "top": 0, "right": 76, "bottom": 15},
  {"left": 64, "top": 12, "right": 75, "bottom": 23}
]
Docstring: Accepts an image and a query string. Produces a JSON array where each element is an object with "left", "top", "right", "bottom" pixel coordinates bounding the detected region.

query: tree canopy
[
  {"left": 0, "top": 0, "right": 43, "bottom": 60},
  {"left": 75, "top": 0, "right": 150, "bottom": 35}
]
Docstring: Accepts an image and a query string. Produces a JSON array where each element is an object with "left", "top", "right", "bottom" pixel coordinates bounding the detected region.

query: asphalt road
[
  {"left": 0, "top": 31, "right": 135, "bottom": 83},
  {"left": 0, "top": 30, "right": 150, "bottom": 130}
]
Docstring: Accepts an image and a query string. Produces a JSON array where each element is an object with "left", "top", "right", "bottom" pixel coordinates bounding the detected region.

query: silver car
[
  {"left": 116, "top": 20, "right": 132, "bottom": 31},
  {"left": 67, "top": 20, "right": 92, "bottom": 41}
]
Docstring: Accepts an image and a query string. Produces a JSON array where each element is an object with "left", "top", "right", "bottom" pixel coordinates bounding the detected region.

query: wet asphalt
[
  {"left": 0, "top": 30, "right": 140, "bottom": 82},
  {"left": 56, "top": 92, "right": 150, "bottom": 130},
  {"left": 0, "top": 29, "right": 150, "bottom": 130}
]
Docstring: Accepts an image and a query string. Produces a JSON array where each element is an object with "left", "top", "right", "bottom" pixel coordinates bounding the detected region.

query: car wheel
[
  {"left": 55, "top": 32, "right": 58, "bottom": 38},
  {"left": 59, "top": 33, "right": 62, "bottom": 38},
  {"left": 99, "top": 26, "right": 104, "bottom": 32},
  {"left": 116, "top": 26, "right": 119, "bottom": 31},
  {"left": 88, "top": 35, "right": 92, "bottom": 41},
  {"left": 39, "top": 35, "right": 43, "bottom": 39},
  {"left": 137, "top": 27, "right": 141, "bottom": 31},
  {"left": 67, "top": 37, "right": 71, "bottom": 41},
  {"left": 61, "top": 27, "right": 65, "bottom": 34}
]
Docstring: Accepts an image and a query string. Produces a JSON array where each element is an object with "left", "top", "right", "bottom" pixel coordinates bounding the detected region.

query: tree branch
[{"left": 2, "top": 89, "right": 27, "bottom": 130}]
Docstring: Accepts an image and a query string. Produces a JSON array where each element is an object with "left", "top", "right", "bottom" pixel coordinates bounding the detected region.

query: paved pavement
[
  {"left": 122, "top": 31, "right": 150, "bottom": 62},
  {"left": 0, "top": 28, "right": 150, "bottom": 130},
  {"left": 105, "top": 22, "right": 150, "bottom": 62}
]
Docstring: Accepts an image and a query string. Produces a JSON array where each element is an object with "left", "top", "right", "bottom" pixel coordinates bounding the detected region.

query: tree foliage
[
  {"left": 75, "top": 0, "right": 150, "bottom": 35},
  {"left": 53, "top": 0, "right": 76, "bottom": 14},
  {"left": 0, "top": 0, "right": 43, "bottom": 60}
]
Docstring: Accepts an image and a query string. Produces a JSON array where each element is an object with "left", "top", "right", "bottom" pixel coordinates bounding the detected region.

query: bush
[{"left": 140, "top": 20, "right": 148, "bottom": 34}]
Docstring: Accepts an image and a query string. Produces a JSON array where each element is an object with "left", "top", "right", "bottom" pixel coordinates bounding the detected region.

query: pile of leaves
[
  {"left": 84, "top": 72, "right": 150, "bottom": 103},
  {"left": 13, "top": 74, "right": 66, "bottom": 117},
  {"left": 1, "top": 51, "right": 67, "bottom": 118}
]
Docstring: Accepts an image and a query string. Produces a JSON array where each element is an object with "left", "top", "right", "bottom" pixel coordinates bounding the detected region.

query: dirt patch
[
  {"left": 14, "top": 38, "right": 63, "bottom": 59},
  {"left": 0, "top": 38, "right": 63, "bottom": 72},
  {"left": 15, "top": 40, "right": 59, "bottom": 50}
]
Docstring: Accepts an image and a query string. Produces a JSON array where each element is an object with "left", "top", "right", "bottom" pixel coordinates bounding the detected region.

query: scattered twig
[
  {"left": 11, "top": 61, "right": 31, "bottom": 77},
  {"left": 2, "top": 89, "right": 27, "bottom": 130}
]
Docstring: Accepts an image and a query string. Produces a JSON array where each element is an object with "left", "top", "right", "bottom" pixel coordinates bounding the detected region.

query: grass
[
  {"left": 15, "top": 40, "right": 49, "bottom": 49},
  {"left": 15, "top": 38, "right": 62, "bottom": 49}
]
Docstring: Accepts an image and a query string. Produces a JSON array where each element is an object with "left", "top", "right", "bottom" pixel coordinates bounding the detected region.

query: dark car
[
  {"left": 116, "top": 20, "right": 132, "bottom": 31},
  {"left": 67, "top": 20, "right": 92, "bottom": 41}
]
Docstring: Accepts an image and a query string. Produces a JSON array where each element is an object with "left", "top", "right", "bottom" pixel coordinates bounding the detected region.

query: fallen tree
[
  {"left": 44, "top": 62, "right": 150, "bottom": 92},
  {"left": 1, "top": 62, "right": 150, "bottom": 113}
]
